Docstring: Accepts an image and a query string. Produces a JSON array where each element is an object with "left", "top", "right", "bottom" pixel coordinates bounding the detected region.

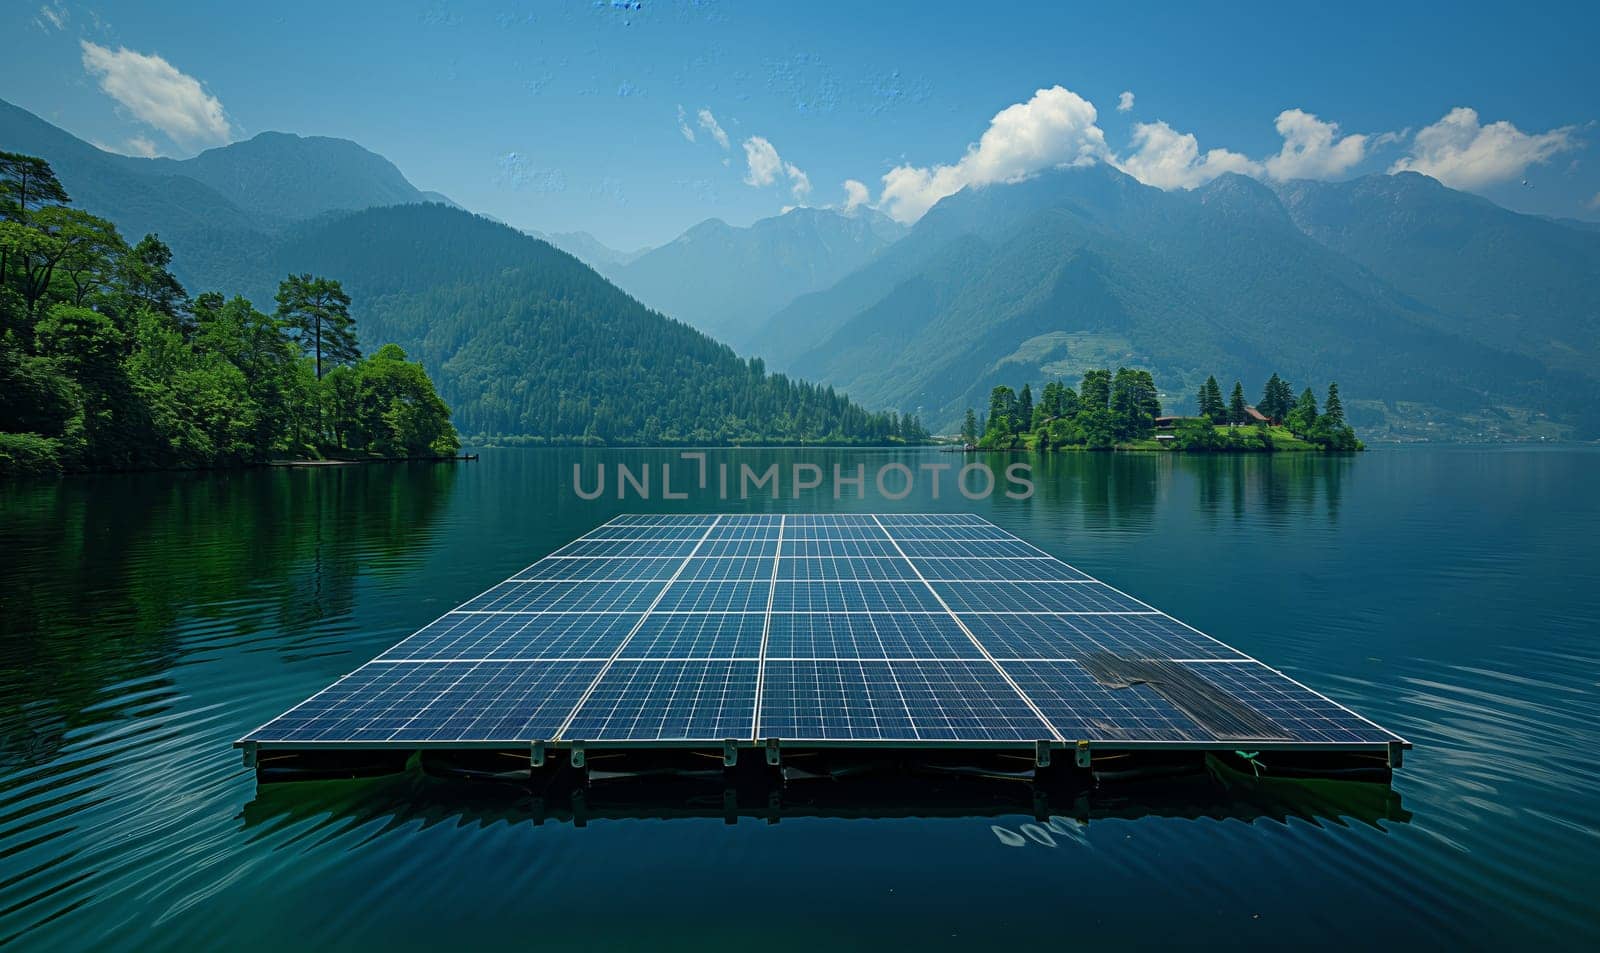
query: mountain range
[
  {"left": 589, "top": 208, "right": 906, "bottom": 347},
  {"left": 755, "top": 165, "right": 1600, "bottom": 438},
  {"left": 5, "top": 97, "right": 1597, "bottom": 441}
]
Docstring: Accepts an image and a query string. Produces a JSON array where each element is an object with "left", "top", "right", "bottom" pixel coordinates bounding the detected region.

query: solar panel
[{"left": 241, "top": 513, "right": 1407, "bottom": 759}]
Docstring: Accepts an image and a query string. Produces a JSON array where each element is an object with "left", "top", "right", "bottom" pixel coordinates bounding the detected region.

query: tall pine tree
[
  {"left": 275, "top": 274, "right": 358, "bottom": 380},
  {"left": 1228, "top": 380, "right": 1248, "bottom": 425},
  {"left": 1324, "top": 381, "right": 1345, "bottom": 426}
]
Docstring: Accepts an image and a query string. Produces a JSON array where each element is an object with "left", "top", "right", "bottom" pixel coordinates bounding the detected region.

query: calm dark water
[{"left": 2, "top": 447, "right": 1597, "bottom": 950}]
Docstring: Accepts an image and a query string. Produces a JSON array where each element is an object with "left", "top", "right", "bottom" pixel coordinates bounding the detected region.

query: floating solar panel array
[{"left": 239, "top": 515, "right": 1406, "bottom": 759}]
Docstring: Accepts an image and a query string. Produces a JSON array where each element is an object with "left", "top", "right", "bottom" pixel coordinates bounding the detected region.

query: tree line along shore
[{"left": 963, "top": 369, "right": 1360, "bottom": 452}]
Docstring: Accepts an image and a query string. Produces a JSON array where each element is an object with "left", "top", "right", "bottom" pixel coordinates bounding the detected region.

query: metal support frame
[
  {"left": 723, "top": 739, "right": 739, "bottom": 768},
  {"left": 570, "top": 741, "right": 586, "bottom": 769},
  {"left": 241, "top": 740, "right": 258, "bottom": 769},
  {"left": 765, "top": 737, "right": 781, "bottom": 766},
  {"left": 1387, "top": 741, "right": 1404, "bottom": 769},
  {"left": 530, "top": 740, "right": 545, "bottom": 768},
  {"left": 1034, "top": 740, "right": 1052, "bottom": 768},
  {"left": 1075, "top": 740, "right": 1092, "bottom": 768}
]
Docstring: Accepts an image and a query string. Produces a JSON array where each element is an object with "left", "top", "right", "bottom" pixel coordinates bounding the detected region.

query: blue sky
[{"left": 6, "top": 0, "right": 1598, "bottom": 247}]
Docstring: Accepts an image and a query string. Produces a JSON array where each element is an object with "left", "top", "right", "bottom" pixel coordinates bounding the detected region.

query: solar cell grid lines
[{"left": 241, "top": 514, "right": 1407, "bottom": 760}]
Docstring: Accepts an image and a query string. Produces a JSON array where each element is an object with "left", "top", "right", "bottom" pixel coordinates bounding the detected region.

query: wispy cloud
[
  {"left": 1117, "top": 90, "right": 1134, "bottom": 113},
  {"left": 34, "top": 2, "right": 67, "bottom": 32},
  {"left": 496, "top": 152, "right": 566, "bottom": 192},
  {"left": 80, "top": 41, "right": 233, "bottom": 149},
  {"left": 697, "top": 108, "right": 729, "bottom": 149},
  {"left": 676, "top": 104, "right": 696, "bottom": 143}
]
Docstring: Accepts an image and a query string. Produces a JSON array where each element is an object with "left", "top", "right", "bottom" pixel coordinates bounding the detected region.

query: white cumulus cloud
[
  {"left": 1114, "top": 120, "right": 1260, "bottom": 190},
  {"left": 1264, "top": 109, "right": 1367, "bottom": 181},
  {"left": 1117, "top": 90, "right": 1134, "bottom": 113},
  {"left": 877, "top": 85, "right": 1109, "bottom": 223},
  {"left": 80, "top": 41, "right": 233, "bottom": 149},
  {"left": 841, "top": 178, "right": 870, "bottom": 212},
  {"left": 1389, "top": 107, "right": 1576, "bottom": 190},
  {"left": 698, "top": 108, "right": 729, "bottom": 149},
  {"left": 676, "top": 104, "right": 695, "bottom": 143}
]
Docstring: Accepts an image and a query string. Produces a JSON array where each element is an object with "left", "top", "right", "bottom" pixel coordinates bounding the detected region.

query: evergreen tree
[
  {"left": 961, "top": 407, "right": 977, "bottom": 445},
  {"left": 1017, "top": 383, "right": 1033, "bottom": 434},
  {"left": 1228, "top": 380, "right": 1248, "bottom": 425},
  {"left": 120, "top": 235, "right": 190, "bottom": 324},
  {"left": 275, "top": 274, "right": 358, "bottom": 380},
  {"left": 1260, "top": 373, "right": 1288, "bottom": 422},
  {"left": 1080, "top": 369, "right": 1111, "bottom": 410},
  {"left": 0, "top": 151, "right": 71, "bottom": 223},
  {"left": 1198, "top": 375, "right": 1225, "bottom": 422},
  {"left": 1286, "top": 387, "right": 1319, "bottom": 436},
  {"left": 1324, "top": 381, "right": 1345, "bottom": 426}
]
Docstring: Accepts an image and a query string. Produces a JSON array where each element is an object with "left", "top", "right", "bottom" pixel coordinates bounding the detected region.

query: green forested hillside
[
  {"left": 0, "top": 153, "right": 458, "bottom": 475},
  {"left": 256, "top": 204, "right": 926, "bottom": 444},
  {"left": 1276, "top": 172, "right": 1600, "bottom": 382}
]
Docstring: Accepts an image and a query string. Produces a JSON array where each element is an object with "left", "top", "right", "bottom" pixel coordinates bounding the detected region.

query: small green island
[{"left": 963, "top": 369, "right": 1360, "bottom": 453}]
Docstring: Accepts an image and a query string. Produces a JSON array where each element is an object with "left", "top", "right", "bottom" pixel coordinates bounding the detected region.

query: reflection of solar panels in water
[{"left": 241, "top": 514, "right": 1406, "bottom": 759}]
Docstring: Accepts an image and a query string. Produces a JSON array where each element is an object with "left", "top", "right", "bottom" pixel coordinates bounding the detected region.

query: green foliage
[
  {"left": 326, "top": 345, "right": 461, "bottom": 457},
  {"left": 1080, "top": 369, "right": 1110, "bottom": 411},
  {"left": 1286, "top": 387, "right": 1319, "bottom": 436},
  {"left": 961, "top": 407, "right": 977, "bottom": 445},
  {"left": 1259, "top": 372, "right": 1293, "bottom": 422},
  {"left": 0, "top": 152, "right": 460, "bottom": 473},
  {"left": 1110, "top": 367, "right": 1160, "bottom": 439},
  {"left": 0, "top": 431, "right": 61, "bottom": 475},
  {"left": 999, "top": 366, "right": 1359, "bottom": 453}
]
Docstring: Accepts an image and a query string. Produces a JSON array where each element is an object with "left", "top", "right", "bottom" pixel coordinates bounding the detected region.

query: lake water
[{"left": 2, "top": 447, "right": 1597, "bottom": 950}]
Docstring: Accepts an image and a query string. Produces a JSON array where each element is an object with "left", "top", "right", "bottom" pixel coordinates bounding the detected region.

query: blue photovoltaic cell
[
  {"left": 777, "top": 556, "right": 920, "bottom": 581},
  {"left": 1000, "top": 660, "right": 1205, "bottom": 742},
  {"left": 698, "top": 538, "right": 779, "bottom": 558},
  {"left": 676, "top": 557, "right": 774, "bottom": 581},
  {"left": 1184, "top": 661, "right": 1396, "bottom": 744},
  {"left": 554, "top": 538, "right": 699, "bottom": 558},
  {"left": 910, "top": 557, "right": 1089, "bottom": 582},
  {"left": 757, "top": 659, "right": 1051, "bottom": 741},
  {"left": 895, "top": 539, "right": 1043, "bottom": 559},
  {"left": 654, "top": 580, "right": 772, "bottom": 613},
  {"left": 780, "top": 538, "right": 903, "bottom": 558},
  {"left": 623, "top": 613, "right": 765, "bottom": 658},
  {"left": 771, "top": 581, "right": 945, "bottom": 613},
  {"left": 563, "top": 659, "right": 758, "bottom": 740},
  {"left": 765, "top": 613, "right": 984, "bottom": 659},
  {"left": 249, "top": 660, "right": 602, "bottom": 743},
  {"left": 378, "top": 612, "right": 640, "bottom": 661},
  {"left": 931, "top": 581, "right": 1149, "bottom": 614},
  {"left": 458, "top": 580, "right": 665, "bottom": 614},
  {"left": 513, "top": 557, "right": 681, "bottom": 581},
  {"left": 243, "top": 513, "right": 1404, "bottom": 753},
  {"left": 959, "top": 613, "right": 1245, "bottom": 661}
]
